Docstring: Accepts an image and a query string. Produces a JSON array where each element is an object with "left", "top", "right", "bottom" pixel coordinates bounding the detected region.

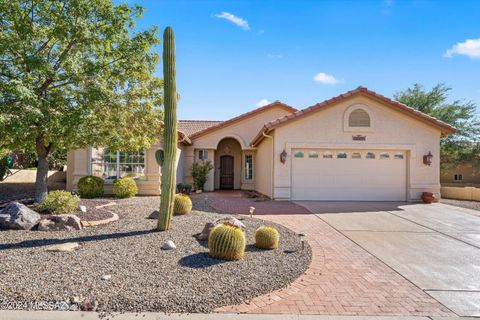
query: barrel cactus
[
  {"left": 208, "top": 223, "right": 246, "bottom": 261},
  {"left": 173, "top": 193, "right": 192, "bottom": 215},
  {"left": 255, "top": 226, "right": 280, "bottom": 249}
]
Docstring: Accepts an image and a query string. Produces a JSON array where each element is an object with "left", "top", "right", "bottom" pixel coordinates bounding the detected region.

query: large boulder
[
  {"left": 0, "top": 202, "right": 41, "bottom": 230},
  {"left": 196, "top": 217, "right": 246, "bottom": 241},
  {"left": 37, "top": 214, "right": 82, "bottom": 231}
]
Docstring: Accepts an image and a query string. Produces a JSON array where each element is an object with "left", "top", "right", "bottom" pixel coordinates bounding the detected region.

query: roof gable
[
  {"left": 189, "top": 101, "right": 297, "bottom": 139},
  {"left": 251, "top": 87, "right": 456, "bottom": 146}
]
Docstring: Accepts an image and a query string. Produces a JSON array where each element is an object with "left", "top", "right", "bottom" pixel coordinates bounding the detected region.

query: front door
[{"left": 220, "top": 155, "right": 234, "bottom": 189}]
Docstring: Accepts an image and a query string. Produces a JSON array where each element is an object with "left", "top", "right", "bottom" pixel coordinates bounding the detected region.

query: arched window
[{"left": 348, "top": 109, "right": 371, "bottom": 127}]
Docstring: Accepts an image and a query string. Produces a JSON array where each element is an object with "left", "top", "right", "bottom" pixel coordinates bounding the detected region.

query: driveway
[{"left": 297, "top": 201, "right": 480, "bottom": 317}]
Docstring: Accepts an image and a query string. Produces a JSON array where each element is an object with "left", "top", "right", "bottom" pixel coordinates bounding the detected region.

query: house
[
  {"left": 441, "top": 162, "right": 480, "bottom": 186},
  {"left": 66, "top": 87, "right": 456, "bottom": 201}
]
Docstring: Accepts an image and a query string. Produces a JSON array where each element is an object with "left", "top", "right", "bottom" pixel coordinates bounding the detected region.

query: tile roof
[
  {"left": 178, "top": 120, "right": 224, "bottom": 137},
  {"left": 188, "top": 101, "right": 297, "bottom": 139},
  {"left": 250, "top": 86, "right": 457, "bottom": 146}
]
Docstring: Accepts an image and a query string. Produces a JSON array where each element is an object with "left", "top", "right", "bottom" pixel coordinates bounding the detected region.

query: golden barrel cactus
[
  {"left": 208, "top": 224, "right": 246, "bottom": 261},
  {"left": 173, "top": 193, "right": 192, "bottom": 215},
  {"left": 255, "top": 226, "right": 280, "bottom": 249}
]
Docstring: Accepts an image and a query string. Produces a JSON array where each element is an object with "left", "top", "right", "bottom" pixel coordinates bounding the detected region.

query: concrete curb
[{"left": 0, "top": 311, "right": 449, "bottom": 320}]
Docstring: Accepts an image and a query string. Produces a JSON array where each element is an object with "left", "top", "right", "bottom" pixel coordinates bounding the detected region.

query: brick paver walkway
[{"left": 211, "top": 193, "right": 454, "bottom": 316}]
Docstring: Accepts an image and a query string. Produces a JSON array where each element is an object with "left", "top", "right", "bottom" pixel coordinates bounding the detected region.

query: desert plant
[
  {"left": 158, "top": 26, "right": 178, "bottom": 231},
  {"left": 113, "top": 177, "right": 138, "bottom": 198},
  {"left": 255, "top": 226, "right": 280, "bottom": 249},
  {"left": 191, "top": 160, "right": 213, "bottom": 191},
  {"left": 173, "top": 193, "right": 193, "bottom": 215},
  {"left": 37, "top": 190, "right": 79, "bottom": 214},
  {"left": 208, "top": 223, "right": 246, "bottom": 261},
  {"left": 176, "top": 183, "right": 192, "bottom": 194},
  {"left": 77, "top": 176, "right": 104, "bottom": 198}
]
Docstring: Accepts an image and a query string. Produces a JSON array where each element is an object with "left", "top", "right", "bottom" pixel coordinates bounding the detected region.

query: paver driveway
[
  {"left": 211, "top": 194, "right": 453, "bottom": 316},
  {"left": 299, "top": 201, "right": 480, "bottom": 317}
]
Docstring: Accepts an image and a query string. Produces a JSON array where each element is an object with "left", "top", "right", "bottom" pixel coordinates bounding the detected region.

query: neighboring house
[
  {"left": 67, "top": 87, "right": 456, "bottom": 201},
  {"left": 441, "top": 162, "right": 480, "bottom": 186}
]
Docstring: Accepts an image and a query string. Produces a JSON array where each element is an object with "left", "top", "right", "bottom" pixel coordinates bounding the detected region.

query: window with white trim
[
  {"left": 454, "top": 174, "right": 463, "bottom": 182},
  {"left": 348, "top": 109, "right": 371, "bottom": 127},
  {"left": 198, "top": 150, "right": 208, "bottom": 161},
  {"left": 244, "top": 154, "right": 253, "bottom": 180},
  {"left": 91, "top": 148, "right": 146, "bottom": 180}
]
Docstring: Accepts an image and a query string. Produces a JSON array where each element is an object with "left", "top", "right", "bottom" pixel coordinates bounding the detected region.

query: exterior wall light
[{"left": 423, "top": 152, "right": 433, "bottom": 166}]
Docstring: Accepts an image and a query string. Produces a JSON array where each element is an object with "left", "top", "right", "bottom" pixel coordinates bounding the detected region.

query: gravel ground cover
[
  {"left": 0, "top": 196, "right": 311, "bottom": 313},
  {"left": 75, "top": 207, "right": 115, "bottom": 221},
  {"left": 441, "top": 198, "right": 480, "bottom": 215}
]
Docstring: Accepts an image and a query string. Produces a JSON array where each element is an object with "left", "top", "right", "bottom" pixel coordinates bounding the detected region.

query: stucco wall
[
  {"left": 67, "top": 142, "right": 182, "bottom": 196},
  {"left": 441, "top": 164, "right": 480, "bottom": 184},
  {"left": 191, "top": 106, "right": 293, "bottom": 150},
  {"left": 254, "top": 133, "right": 273, "bottom": 197},
  {"left": 271, "top": 95, "right": 442, "bottom": 200},
  {"left": 185, "top": 106, "right": 293, "bottom": 190},
  {"left": 441, "top": 186, "right": 480, "bottom": 201}
]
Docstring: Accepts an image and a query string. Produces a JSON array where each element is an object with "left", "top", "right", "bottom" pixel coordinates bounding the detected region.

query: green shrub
[
  {"left": 113, "top": 177, "right": 138, "bottom": 198},
  {"left": 77, "top": 176, "right": 104, "bottom": 198},
  {"left": 255, "top": 226, "right": 280, "bottom": 250},
  {"left": 173, "top": 193, "right": 192, "bottom": 215},
  {"left": 191, "top": 160, "right": 213, "bottom": 191},
  {"left": 37, "top": 190, "right": 79, "bottom": 214},
  {"left": 208, "top": 223, "right": 246, "bottom": 261}
]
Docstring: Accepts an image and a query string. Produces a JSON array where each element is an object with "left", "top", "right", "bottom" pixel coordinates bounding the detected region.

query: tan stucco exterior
[
  {"left": 441, "top": 163, "right": 480, "bottom": 186},
  {"left": 66, "top": 88, "right": 452, "bottom": 201},
  {"left": 267, "top": 95, "right": 442, "bottom": 200}
]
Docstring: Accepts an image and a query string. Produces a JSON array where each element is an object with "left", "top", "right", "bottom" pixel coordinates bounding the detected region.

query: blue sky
[{"left": 129, "top": 0, "right": 480, "bottom": 120}]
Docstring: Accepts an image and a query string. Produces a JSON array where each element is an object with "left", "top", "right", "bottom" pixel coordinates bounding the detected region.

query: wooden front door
[{"left": 220, "top": 155, "right": 234, "bottom": 189}]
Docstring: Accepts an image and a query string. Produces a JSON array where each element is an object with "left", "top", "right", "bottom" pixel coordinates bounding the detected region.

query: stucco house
[
  {"left": 66, "top": 87, "right": 456, "bottom": 201},
  {"left": 441, "top": 161, "right": 480, "bottom": 186}
]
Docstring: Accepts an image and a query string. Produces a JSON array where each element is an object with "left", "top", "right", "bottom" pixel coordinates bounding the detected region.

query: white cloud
[
  {"left": 256, "top": 98, "right": 270, "bottom": 107},
  {"left": 267, "top": 53, "right": 283, "bottom": 59},
  {"left": 214, "top": 12, "right": 250, "bottom": 31},
  {"left": 444, "top": 38, "right": 480, "bottom": 59},
  {"left": 313, "top": 72, "right": 343, "bottom": 85}
]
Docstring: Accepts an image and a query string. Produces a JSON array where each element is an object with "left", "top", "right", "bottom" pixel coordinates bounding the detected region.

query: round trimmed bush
[
  {"left": 77, "top": 176, "right": 104, "bottom": 198},
  {"left": 173, "top": 193, "right": 192, "bottom": 215},
  {"left": 208, "top": 223, "right": 246, "bottom": 261},
  {"left": 38, "top": 190, "right": 79, "bottom": 215},
  {"left": 255, "top": 226, "right": 280, "bottom": 250},
  {"left": 113, "top": 177, "right": 138, "bottom": 198}
]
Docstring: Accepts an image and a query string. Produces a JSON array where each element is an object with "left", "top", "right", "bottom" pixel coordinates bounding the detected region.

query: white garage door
[{"left": 291, "top": 149, "right": 406, "bottom": 201}]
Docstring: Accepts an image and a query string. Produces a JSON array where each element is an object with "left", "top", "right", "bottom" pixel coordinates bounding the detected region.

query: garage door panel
[{"left": 291, "top": 150, "right": 406, "bottom": 201}]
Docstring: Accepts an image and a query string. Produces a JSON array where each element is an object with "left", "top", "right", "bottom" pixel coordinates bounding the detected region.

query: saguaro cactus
[{"left": 158, "top": 27, "right": 178, "bottom": 231}]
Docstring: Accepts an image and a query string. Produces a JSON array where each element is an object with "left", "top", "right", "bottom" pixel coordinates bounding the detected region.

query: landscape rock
[
  {"left": 161, "top": 240, "right": 176, "bottom": 250},
  {"left": 101, "top": 274, "right": 112, "bottom": 280},
  {"left": 214, "top": 216, "right": 246, "bottom": 230},
  {"left": 79, "top": 205, "right": 87, "bottom": 213},
  {"left": 148, "top": 210, "right": 159, "bottom": 219},
  {"left": 196, "top": 222, "right": 215, "bottom": 240},
  {"left": 0, "top": 202, "right": 41, "bottom": 230},
  {"left": 46, "top": 242, "right": 80, "bottom": 252},
  {"left": 37, "top": 214, "right": 82, "bottom": 231}
]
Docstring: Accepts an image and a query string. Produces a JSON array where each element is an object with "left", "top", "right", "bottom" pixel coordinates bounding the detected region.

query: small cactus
[
  {"left": 208, "top": 224, "right": 245, "bottom": 261},
  {"left": 255, "top": 226, "right": 280, "bottom": 250},
  {"left": 173, "top": 193, "right": 192, "bottom": 215}
]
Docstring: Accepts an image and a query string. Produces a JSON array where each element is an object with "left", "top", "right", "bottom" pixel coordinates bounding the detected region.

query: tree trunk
[{"left": 34, "top": 139, "right": 52, "bottom": 204}]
